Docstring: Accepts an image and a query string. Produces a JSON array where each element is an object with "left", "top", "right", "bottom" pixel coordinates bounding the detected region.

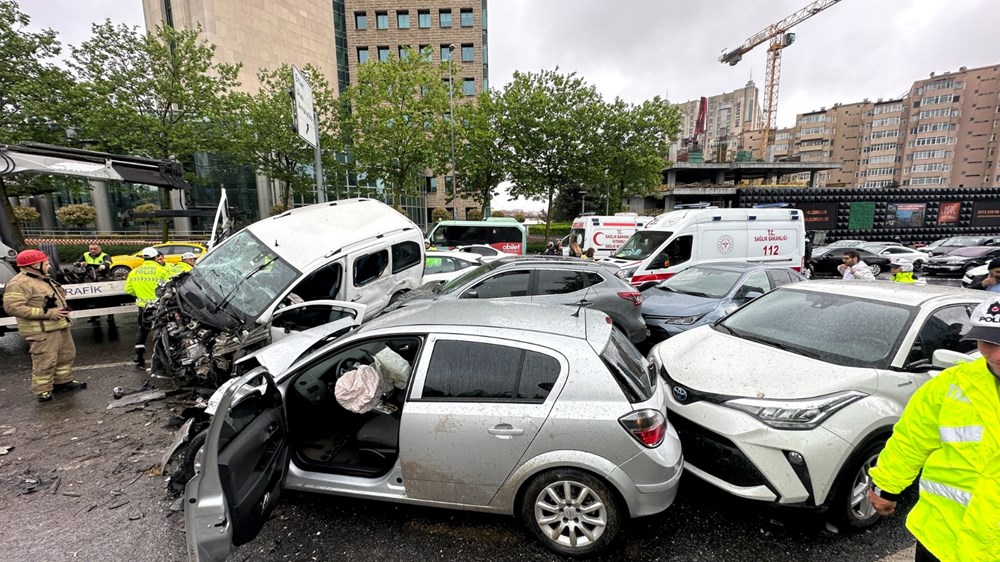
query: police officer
[
  {"left": 124, "top": 247, "right": 170, "bottom": 369},
  {"left": 867, "top": 299, "right": 1000, "bottom": 561},
  {"left": 2, "top": 249, "right": 86, "bottom": 402},
  {"left": 169, "top": 252, "right": 198, "bottom": 277},
  {"left": 889, "top": 258, "right": 916, "bottom": 283},
  {"left": 77, "top": 243, "right": 111, "bottom": 273}
]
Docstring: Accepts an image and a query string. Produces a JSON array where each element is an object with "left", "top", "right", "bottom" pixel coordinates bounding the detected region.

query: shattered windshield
[{"left": 189, "top": 230, "right": 300, "bottom": 323}]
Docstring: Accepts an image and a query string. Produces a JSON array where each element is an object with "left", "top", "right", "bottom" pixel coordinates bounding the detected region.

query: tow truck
[{"left": 0, "top": 143, "right": 191, "bottom": 335}]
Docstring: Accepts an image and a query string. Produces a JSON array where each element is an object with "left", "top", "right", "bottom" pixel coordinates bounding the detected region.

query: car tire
[
  {"left": 110, "top": 265, "right": 131, "bottom": 278},
  {"left": 829, "top": 438, "right": 886, "bottom": 531},
  {"left": 912, "top": 260, "right": 923, "bottom": 271},
  {"left": 168, "top": 429, "right": 207, "bottom": 493},
  {"left": 519, "top": 468, "right": 622, "bottom": 557},
  {"left": 869, "top": 264, "right": 881, "bottom": 277}
]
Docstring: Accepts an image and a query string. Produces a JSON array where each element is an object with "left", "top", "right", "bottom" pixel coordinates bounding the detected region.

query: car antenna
[{"left": 571, "top": 280, "right": 595, "bottom": 318}]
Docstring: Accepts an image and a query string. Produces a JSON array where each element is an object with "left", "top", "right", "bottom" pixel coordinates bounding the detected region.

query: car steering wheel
[{"left": 335, "top": 349, "right": 376, "bottom": 378}]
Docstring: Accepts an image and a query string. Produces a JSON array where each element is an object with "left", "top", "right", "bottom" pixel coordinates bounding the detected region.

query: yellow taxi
[{"left": 109, "top": 242, "right": 207, "bottom": 276}]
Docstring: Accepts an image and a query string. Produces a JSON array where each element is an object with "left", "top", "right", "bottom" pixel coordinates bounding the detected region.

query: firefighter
[
  {"left": 867, "top": 298, "right": 1000, "bottom": 561},
  {"left": 124, "top": 247, "right": 170, "bottom": 369},
  {"left": 169, "top": 252, "right": 198, "bottom": 276},
  {"left": 2, "top": 249, "right": 86, "bottom": 402}
]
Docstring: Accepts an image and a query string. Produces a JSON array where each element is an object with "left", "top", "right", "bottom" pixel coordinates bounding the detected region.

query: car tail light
[
  {"left": 617, "top": 291, "right": 643, "bottom": 307},
  {"left": 619, "top": 409, "right": 666, "bottom": 448}
]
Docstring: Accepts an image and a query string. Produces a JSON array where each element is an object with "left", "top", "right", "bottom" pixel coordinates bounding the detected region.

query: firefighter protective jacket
[
  {"left": 124, "top": 260, "right": 170, "bottom": 308},
  {"left": 1, "top": 270, "right": 71, "bottom": 335},
  {"left": 869, "top": 357, "right": 1000, "bottom": 561}
]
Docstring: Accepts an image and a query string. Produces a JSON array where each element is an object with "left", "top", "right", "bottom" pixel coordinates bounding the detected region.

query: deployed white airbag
[{"left": 335, "top": 365, "right": 382, "bottom": 413}]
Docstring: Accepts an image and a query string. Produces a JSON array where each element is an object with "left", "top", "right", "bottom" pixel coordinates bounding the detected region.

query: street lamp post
[{"left": 448, "top": 44, "right": 456, "bottom": 210}]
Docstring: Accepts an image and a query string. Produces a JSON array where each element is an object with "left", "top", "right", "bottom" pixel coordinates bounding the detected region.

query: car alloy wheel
[
  {"left": 847, "top": 452, "right": 878, "bottom": 522},
  {"left": 830, "top": 439, "right": 885, "bottom": 531},
  {"left": 520, "top": 468, "right": 621, "bottom": 555},
  {"left": 110, "top": 265, "right": 131, "bottom": 278},
  {"left": 869, "top": 264, "right": 881, "bottom": 277}
]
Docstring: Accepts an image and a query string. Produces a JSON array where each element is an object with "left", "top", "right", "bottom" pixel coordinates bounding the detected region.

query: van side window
[
  {"left": 354, "top": 250, "right": 389, "bottom": 286},
  {"left": 391, "top": 241, "right": 421, "bottom": 273},
  {"left": 652, "top": 235, "right": 692, "bottom": 268},
  {"left": 289, "top": 263, "right": 343, "bottom": 301}
]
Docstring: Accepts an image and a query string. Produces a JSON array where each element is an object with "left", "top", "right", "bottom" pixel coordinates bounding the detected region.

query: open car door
[
  {"left": 267, "top": 300, "right": 367, "bottom": 344},
  {"left": 185, "top": 371, "right": 288, "bottom": 562}
]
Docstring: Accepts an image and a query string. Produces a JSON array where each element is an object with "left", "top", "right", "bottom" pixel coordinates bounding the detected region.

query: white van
[
  {"left": 601, "top": 207, "right": 806, "bottom": 288},
  {"left": 150, "top": 198, "right": 425, "bottom": 385},
  {"left": 567, "top": 213, "right": 653, "bottom": 257}
]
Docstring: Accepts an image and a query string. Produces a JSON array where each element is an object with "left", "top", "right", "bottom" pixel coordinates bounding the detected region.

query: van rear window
[{"left": 600, "top": 328, "right": 655, "bottom": 403}]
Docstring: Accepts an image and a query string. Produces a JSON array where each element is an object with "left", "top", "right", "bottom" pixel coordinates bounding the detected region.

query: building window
[
  {"left": 461, "top": 43, "right": 474, "bottom": 62},
  {"left": 357, "top": 47, "right": 369, "bottom": 64},
  {"left": 441, "top": 44, "right": 452, "bottom": 61},
  {"left": 397, "top": 10, "right": 409, "bottom": 28},
  {"left": 417, "top": 9, "right": 431, "bottom": 28},
  {"left": 398, "top": 46, "right": 409, "bottom": 60},
  {"left": 375, "top": 11, "right": 388, "bottom": 29},
  {"left": 439, "top": 9, "right": 452, "bottom": 27},
  {"left": 463, "top": 78, "right": 475, "bottom": 96},
  {"left": 378, "top": 46, "right": 390, "bottom": 62},
  {"left": 419, "top": 45, "right": 431, "bottom": 61},
  {"left": 460, "top": 8, "right": 474, "bottom": 27},
  {"left": 354, "top": 12, "right": 367, "bottom": 30},
  {"left": 426, "top": 177, "right": 438, "bottom": 193}
]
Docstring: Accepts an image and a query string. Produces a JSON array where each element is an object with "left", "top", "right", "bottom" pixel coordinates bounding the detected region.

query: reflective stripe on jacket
[
  {"left": 869, "top": 358, "right": 1000, "bottom": 561},
  {"left": 124, "top": 260, "right": 170, "bottom": 307},
  {"left": 82, "top": 252, "right": 109, "bottom": 265},
  {"left": 1, "top": 271, "right": 70, "bottom": 335}
]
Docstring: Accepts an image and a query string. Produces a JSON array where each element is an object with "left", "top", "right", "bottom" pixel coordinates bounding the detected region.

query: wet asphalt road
[{"left": 2, "top": 283, "right": 967, "bottom": 561}]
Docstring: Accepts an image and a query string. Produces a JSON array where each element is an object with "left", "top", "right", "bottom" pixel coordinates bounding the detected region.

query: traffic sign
[{"left": 291, "top": 65, "right": 317, "bottom": 148}]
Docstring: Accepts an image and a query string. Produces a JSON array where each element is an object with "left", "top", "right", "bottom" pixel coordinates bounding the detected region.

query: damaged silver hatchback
[{"left": 184, "top": 300, "right": 683, "bottom": 559}]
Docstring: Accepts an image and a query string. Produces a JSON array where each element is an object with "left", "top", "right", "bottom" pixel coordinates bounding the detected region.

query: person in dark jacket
[{"left": 967, "top": 258, "right": 1000, "bottom": 292}]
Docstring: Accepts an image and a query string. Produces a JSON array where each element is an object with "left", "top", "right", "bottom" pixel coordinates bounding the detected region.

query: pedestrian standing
[
  {"left": 837, "top": 250, "right": 876, "bottom": 280},
  {"left": 867, "top": 299, "right": 1000, "bottom": 562},
  {"left": 569, "top": 239, "right": 583, "bottom": 258},
  {"left": 582, "top": 248, "right": 596, "bottom": 260},
  {"left": 2, "top": 250, "right": 86, "bottom": 402},
  {"left": 124, "top": 247, "right": 171, "bottom": 369},
  {"left": 968, "top": 259, "right": 1000, "bottom": 292},
  {"left": 169, "top": 252, "right": 198, "bottom": 277},
  {"left": 889, "top": 258, "right": 916, "bottom": 283}
]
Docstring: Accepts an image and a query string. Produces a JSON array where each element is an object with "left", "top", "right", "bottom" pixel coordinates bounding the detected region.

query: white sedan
[
  {"left": 864, "top": 244, "right": 931, "bottom": 270},
  {"left": 421, "top": 250, "right": 483, "bottom": 287},
  {"left": 454, "top": 244, "right": 516, "bottom": 262},
  {"left": 649, "top": 281, "right": 984, "bottom": 531}
]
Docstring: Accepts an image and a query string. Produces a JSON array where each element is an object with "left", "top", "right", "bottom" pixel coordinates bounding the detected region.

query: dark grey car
[{"left": 400, "top": 256, "right": 648, "bottom": 343}]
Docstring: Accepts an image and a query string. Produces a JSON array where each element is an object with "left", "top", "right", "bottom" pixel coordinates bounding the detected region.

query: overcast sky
[{"left": 20, "top": 0, "right": 1000, "bottom": 211}]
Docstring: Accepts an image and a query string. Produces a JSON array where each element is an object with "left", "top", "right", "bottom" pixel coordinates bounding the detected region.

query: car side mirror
[
  {"left": 931, "top": 348, "right": 976, "bottom": 370},
  {"left": 461, "top": 289, "right": 478, "bottom": 299},
  {"left": 723, "top": 305, "right": 739, "bottom": 316},
  {"left": 744, "top": 291, "right": 763, "bottom": 301}
]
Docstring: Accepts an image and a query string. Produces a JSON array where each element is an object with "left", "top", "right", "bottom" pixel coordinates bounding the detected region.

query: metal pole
[
  {"left": 314, "top": 110, "right": 325, "bottom": 203},
  {"left": 448, "top": 44, "right": 456, "bottom": 199}
]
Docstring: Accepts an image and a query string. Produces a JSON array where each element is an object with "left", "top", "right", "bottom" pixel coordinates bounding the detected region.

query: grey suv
[
  {"left": 401, "top": 256, "right": 648, "bottom": 343},
  {"left": 184, "top": 300, "right": 683, "bottom": 558}
]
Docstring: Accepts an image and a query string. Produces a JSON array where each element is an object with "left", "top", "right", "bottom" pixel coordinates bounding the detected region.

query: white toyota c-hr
[{"left": 649, "top": 280, "right": 985, "bottom": 530}]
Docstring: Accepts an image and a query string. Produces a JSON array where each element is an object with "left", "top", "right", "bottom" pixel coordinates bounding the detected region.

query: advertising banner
[
  {"left": 885, "top": 203, "right": 926, "bottom": 228},
  {"left": 937, "top": 202, "right": 961, "bottom": 224},
  {"left": 971, "top": 201, "right": 1000, "bottom": 227},
  {"left": 796, "top": 202, "right": 838, "bottom": 230}
]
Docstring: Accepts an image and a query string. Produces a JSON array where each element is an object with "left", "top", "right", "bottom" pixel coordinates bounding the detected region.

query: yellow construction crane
[{"left": 720, "top": 0, "right": 844, "bottom": 159}]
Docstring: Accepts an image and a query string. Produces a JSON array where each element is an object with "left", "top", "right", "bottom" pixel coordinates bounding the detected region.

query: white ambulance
[
  {"left": 567, "top": 213, "right": 653, "bottom": 257},
  {"left": 601, "top": 207, "right": 806, "bottom": 288}
]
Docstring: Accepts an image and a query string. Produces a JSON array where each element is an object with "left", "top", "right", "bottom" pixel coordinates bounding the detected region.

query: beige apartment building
[
  {"left": 142, "top": 0, "right": 488, "bottom": 226},
  {"left": 674, "top": 81, "right": 763, "bottom": 161}
]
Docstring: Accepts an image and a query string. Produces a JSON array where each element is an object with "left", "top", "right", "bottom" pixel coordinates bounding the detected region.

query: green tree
[
  {"left": 12, "top": 205, "right": 40, "bottom": 225},
  {"left": 56, "top": 204, "right": 97, "bottom": 228},
  {"left": 431, "top": 207, "right": 451, "bottom": 223},
  {"left": 513, "top": 211, "right": 526, "bottom": 223},
  {"left": 341, "top": 47, "right": 451, "bottom": 209},
  {"left": 466, "top": 208, "right": 483, "bottom": 221},
  {"left": 0, "top": 0, "right": 77, "bottom": 249},
  {"left": 69, "top": 22, "right": 242, "bottom": 238},
  {"left": 500, "top": 69, "right": 603, "bottom": 241},
  {"left": 588, "top": 97, "right": 680, "bottom": 213},
  {"left": 232, "top": 65, "right": 341, "bottom": 210},
  {"left": 453, "top": 90, "right": 508, "bottom": 216},
  {"left": 490, "top": 210, "right": 506, "bottom": 218}
]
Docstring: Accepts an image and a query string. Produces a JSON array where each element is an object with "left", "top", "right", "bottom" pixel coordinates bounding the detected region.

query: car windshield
[
  {"left": 188, "top": 230, "right": 300, "bottom": 323},
  {"left": 434, "top": 260, "right": 502, "bottom": 294},
  {"left": 718, "top": 288, "right": 915, "bottom": 368},
  {"left": 612, "top": 231, "right": 672, "bottom": 260},
  {"left": 600, "top": 327, "right": 654, "bottom": 402},
  {"left": 657, "top": 267, "right": 742, "bottom": 298},
  {"left": 946, "top": 246, "right": 991, "bottom": 257}
]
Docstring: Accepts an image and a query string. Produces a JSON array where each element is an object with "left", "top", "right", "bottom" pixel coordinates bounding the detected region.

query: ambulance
[
  {"left": 567, "top": 213, "right": 653, "bottom": 257},
  {"left": 601, "top": 207, "right": 806, "bottom": 289}
]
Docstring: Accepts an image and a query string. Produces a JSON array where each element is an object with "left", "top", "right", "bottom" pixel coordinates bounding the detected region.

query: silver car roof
[{"left": 792, "top": 279, "right": 985, "bottom": 307}]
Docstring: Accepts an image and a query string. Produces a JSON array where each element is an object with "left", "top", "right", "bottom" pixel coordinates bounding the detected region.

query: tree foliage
[
  {"left": 232, "top": 64, "right": 341, "bottom": 209},
  {"left": 453, "top": 90, "right": 508, "bottom": 215},
  {"left": 341, "top": 48, "right": 451, "bottom": 209},
  {"left": 431, "top": 207, "right": 451, "bottom": 223},
  {"left": 12, "top": 205, "right": 40, "bottom": 224},
  {"left": 56, "top": 204, "right": 97, "bottom": 227}
]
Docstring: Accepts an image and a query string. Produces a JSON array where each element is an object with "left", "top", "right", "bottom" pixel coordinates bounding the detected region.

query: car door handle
[{"left": 488, "top": 423, "right": 524, "bottom": 437}]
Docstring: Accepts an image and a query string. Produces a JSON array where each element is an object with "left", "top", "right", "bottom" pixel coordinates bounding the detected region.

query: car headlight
[
  {"left": 616, "top": 266, "right": 638, "bottom": 280},
  {"left": 663, "top": 315, "right": 703, "bottom": 325},
  {"left": 723, "top": 390, "right": 867, "bottom": 430}
]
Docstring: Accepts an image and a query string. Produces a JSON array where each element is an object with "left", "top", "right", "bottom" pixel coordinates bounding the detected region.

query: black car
[
  {"left": 810, "top": 247, "right": 892, "bottom": 277},
  {"left": 922, "top": 246, "right": 1000, "bottom": 277},
  {"left": 927, "top": 236, "right": 1000, "bottom": 256}
]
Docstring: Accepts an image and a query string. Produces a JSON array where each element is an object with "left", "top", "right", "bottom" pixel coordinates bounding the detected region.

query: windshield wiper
[
  {"left": 684, "top": 290, "right": 710, "bottom": 298},
  {"left": 715, "top": 323, "right": 736, "bottom": 336},
  {"left": 740, "top": 334, "right": 823, "bottom": 360},
  {"left": 657, "top": 285, "right": 677, "bottom": 292},
  {"left": 213, "top": 256, "right": 278, "bottom": 315}
]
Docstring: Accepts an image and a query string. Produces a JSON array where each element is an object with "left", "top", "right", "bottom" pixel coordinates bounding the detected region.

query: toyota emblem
[{"left": 672, "top": 385, "right": 689, "bottom": 403}]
